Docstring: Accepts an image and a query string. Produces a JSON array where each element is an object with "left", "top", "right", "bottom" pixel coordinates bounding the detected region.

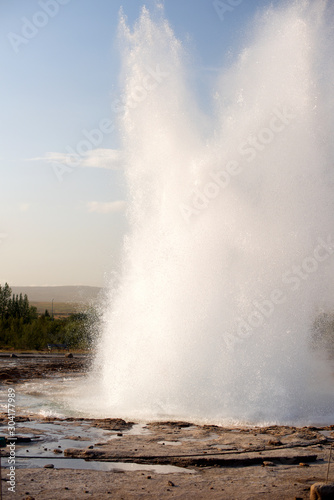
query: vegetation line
[{"left": 0, "top": 283, "right": 97, "bottom": 350}]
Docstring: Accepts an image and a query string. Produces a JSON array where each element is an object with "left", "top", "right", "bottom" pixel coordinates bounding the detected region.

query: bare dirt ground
[{"left": 0, "top": 353, "right": 333, "bottom": 499}]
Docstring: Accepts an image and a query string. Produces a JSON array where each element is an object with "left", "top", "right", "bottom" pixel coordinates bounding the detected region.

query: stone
[
  {"left": 43, "top": 464, "right": 54, "bottom": 469},
  {"left": 310, "top": 482, "right": 334, "bottom": 500},
  {"left": 268, "top": 439, "right": 282, "bottom": 446}
]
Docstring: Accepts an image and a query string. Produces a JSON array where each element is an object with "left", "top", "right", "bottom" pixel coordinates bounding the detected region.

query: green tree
[
  {"left": 0, "top": 283, "right": 98, "bottom": 351},
  {"left": 0, "top": 283, "right": 12, "bottom": 320}
]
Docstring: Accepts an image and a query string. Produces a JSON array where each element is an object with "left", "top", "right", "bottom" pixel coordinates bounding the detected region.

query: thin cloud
[
  {"left": 87, "top": 201, "right": 126, "bottom": 214},
  {"left": 28, "top": 148, "right": 124, "bottom": 170}
]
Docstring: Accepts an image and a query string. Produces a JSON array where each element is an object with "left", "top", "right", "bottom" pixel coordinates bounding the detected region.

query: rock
[
  {"left": 10, "top": 353, "right": 17, "bottom": 358},
  {"left": 168, "top": 481, "right": 175, "bottom": 487},
  {"left": 65, "top": 353, "right": 73, "bottom": 358},
  {"left": 43, "top": 464, "right": 54, "bottom": 469},
  {"left": 262, "top": 461, "right": 275, "bottom": 467},
  {"left": 53, "top": 448, "right": 62, "bottom": 454},
  {"left": 92, "top": 418, "right": 133, "bottom": 431},
  {"left": 310, "top": 482, "right": 334, "bottom": 499},
  {"left": 268, "top": 439, "right": 282, "bottom": 446}
]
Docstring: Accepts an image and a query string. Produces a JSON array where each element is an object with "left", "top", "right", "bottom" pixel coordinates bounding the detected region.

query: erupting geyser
[{"left": 90, "top": 1, "right": 334, "bottom": 424}]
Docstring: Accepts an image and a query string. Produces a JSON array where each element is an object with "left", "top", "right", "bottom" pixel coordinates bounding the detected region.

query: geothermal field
[{"left": 1, "top": 1, "right": 334, "bottom": 498}]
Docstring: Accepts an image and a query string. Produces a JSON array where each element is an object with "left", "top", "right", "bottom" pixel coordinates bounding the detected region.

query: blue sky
[{"left": 0, "top": 0, "right": 280, "bottom": 287}]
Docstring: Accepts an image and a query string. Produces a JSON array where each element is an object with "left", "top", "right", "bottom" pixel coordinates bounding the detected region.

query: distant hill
[{"left": 11, "top": 286, "right": 103, "bottom": 304}]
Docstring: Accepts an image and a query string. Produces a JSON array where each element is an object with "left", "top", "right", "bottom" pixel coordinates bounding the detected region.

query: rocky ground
[
  {"left": 0, "top": 352, "right": 88, "bottom": 383},
  {"left": 0, "top": 353, "right": 333, "bottom": 499}
]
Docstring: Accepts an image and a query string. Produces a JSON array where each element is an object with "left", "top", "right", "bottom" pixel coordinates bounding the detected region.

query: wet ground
[{"left": 0, "top": 353, "right": 334, "bottom": 499}]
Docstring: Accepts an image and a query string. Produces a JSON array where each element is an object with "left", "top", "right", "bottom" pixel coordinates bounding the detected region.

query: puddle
[
  {"left": 1, "top": 418, "right": 195, "bottom": 474},
  {"left": 6, "top": 377, "right": 83, "bottom": 418},
  {"left": 22, "top": 420, "right": 111, "bottom": 438},
  {"left": 2, "top": 457, "right": 194, "bottom": 474},
  {"left": 158, "top": 440, "right": 182, "bottom": 446},
  {"left": 126, "top": 423, "right": 151, "bottom": 436},
  {"left": 11, "top": 418, "right": 156, "bottom": 463},
  {"left": 319, "top": 430, "right": 334, "bottom": 438},
  {"left": 15, "top": 420, "right": 114, "bottom": 458}
]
